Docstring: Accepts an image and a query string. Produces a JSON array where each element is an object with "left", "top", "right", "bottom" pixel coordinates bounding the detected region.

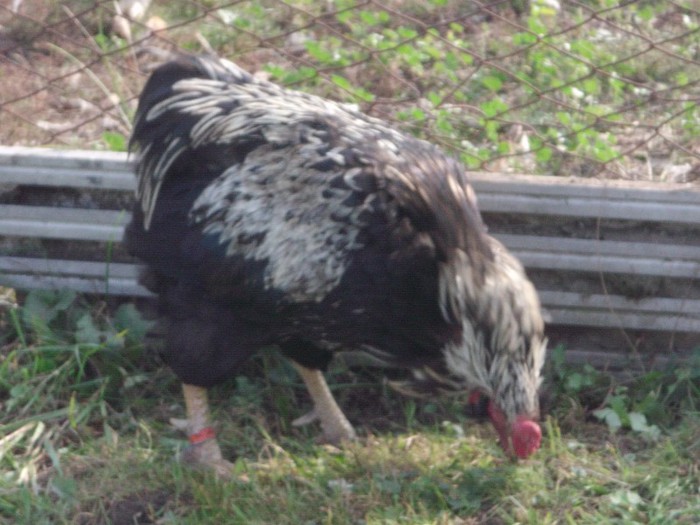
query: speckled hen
[{"left": 124, "top": 54, "right": 547, "bottom": 474}]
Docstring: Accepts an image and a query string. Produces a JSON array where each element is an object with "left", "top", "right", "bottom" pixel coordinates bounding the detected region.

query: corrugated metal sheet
[{"left": 1, "top": 146, "right": 698, "bottom": 368}]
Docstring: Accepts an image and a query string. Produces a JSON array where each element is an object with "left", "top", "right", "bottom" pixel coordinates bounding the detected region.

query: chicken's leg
[
  {"left": 178, "top": 383, "right": 234, "bottom": 478},
  {"left": 291, "top": 363, "right": 357, "bottom": 444}
]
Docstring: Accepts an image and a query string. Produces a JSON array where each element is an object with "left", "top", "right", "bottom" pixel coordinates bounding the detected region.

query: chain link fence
[{"left": 1, "top": 0, "right": 698, "bottom": 181}]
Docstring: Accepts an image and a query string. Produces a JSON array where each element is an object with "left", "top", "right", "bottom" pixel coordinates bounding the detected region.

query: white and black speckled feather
[{"left": 125, "top": 54, "right": 547, "bottom": 427}]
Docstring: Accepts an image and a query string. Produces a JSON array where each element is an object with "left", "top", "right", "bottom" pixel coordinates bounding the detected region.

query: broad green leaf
[
  {"left": 114, "top": 303, "right": 154, "bottom": 344},
  {"left": 594, "top": 408, "right": 622, "bottom": 432},
  {"left": 481, "top": 75, "right": 503, "bottom": 92},
  {"left": 75, "top": 314, "right": 103, "bottom": 345},
  {"left": 536, "top": 146, "right": 553, "bottom": 163},
  {"left": 331, "top": 74, "right": 351, "bottom": 90}
]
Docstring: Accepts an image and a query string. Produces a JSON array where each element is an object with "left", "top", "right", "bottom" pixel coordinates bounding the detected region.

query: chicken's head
[{"left": 487, "top": 399, "right": 541, "bottom": 459}]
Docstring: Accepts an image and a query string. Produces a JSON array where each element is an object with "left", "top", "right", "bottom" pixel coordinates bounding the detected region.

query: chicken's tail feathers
[
  {"left": 132, "top": 54, "right": 251, "bottom": 146},
  {"left": 131, "top": 54, "right": 255, "bottom": 229}
]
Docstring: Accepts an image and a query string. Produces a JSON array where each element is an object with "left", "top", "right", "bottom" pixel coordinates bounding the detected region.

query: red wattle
[
  {"left": 512, "top": 419, "right": 542, "bottom": 458},
  {"left": 486, "top": 401, "right": 510, "bottom": 453},
  {"left": 467, "top": 390, "right": 483, "bottom": 405}
]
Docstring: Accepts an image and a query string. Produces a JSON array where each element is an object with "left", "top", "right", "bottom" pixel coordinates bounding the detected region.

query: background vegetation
[
  {"left": 0, "top": 0, "right": 698, "bottom": 523},
  {"left": 1, "top": 0, "right": 698, "bottom": 180}
]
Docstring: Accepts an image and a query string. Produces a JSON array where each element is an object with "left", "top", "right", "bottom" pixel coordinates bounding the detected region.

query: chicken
[{"left": 124, "top": 54, "right": 547, "bottom": 474}]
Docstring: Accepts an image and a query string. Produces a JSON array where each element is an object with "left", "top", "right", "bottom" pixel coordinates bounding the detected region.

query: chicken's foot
[
  {"left": 178, "top": 383, "right": 234, "bottom": 478},
  {"left": 291, "top": 363, "right": 357, "bottom": 445}
]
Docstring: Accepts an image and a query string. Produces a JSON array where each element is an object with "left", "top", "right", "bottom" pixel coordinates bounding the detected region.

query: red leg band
[{"left": 189, "top": 426, "right": 216, "bottom": 445}]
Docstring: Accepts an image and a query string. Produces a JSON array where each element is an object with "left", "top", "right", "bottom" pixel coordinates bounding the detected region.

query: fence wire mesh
[{"left": 1, "top": 0, "right": 698, "bottom": 181}]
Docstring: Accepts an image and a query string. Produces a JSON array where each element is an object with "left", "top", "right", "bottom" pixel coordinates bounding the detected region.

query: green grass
[{"left": 1, "top": 292, "right": 698, "bottom": 524}]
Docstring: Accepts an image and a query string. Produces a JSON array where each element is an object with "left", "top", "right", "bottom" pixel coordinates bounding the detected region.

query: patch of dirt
[
  {"left": 74, "top": 490, "right": 172, "bottom": 525},
  {"left": 0, "top": 1, "right": 148, "bottom": 147},
  {"left": 106, "top": 490, "right": 171, "bottom": 525}
]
